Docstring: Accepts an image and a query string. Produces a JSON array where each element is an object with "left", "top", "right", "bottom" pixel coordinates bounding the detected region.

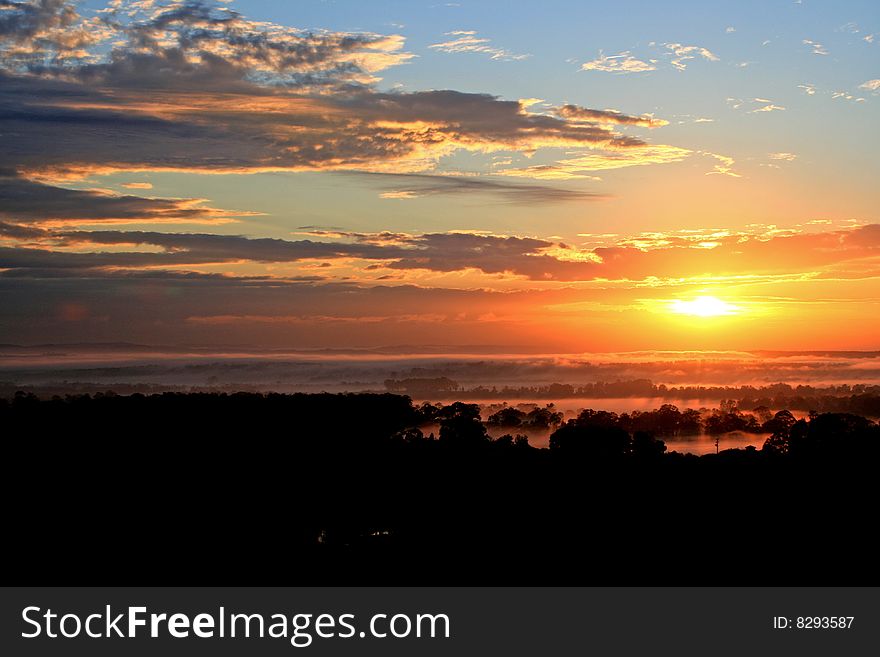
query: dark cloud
[
  {"left": 4, "top": 224, "right": 879, "bottom": 283},
  {"left": 0, "top": 220, "right": 46, "bottom": 238},
  {"left": 557, "top": 104, "right": 668, "bottom": 128},
  {"left": 1, "top": 1, "right": 667, "bottom": 191},
  {"left": 3, "top": 0, "right": 409, "bottom": 85},
  {"left": 0, "top": 171, "right": 238, "bottom": 224},
  {"left": 0, "top": 71, "right": 278, "bottom": 175},
  {"left": 352, "top": 172, "right": 609, "bottom": 203},
  {"left": 0, "top": 227, "right": 568, "bottom": 277},
  {"left": 65, "top": 229, "right": 407, "bottom": 261},
  {"left": 0, "top": 71, "right": 649, "bottom": 181},
  {"left": 0, "top": 0, "right": 77, "bottom": 44},
  {"left": 0, "top": 275, "right": 543, "bottom": 346},
  {"left": 0, "top": 233, "right": 399, "bottom": 271},
  {"left": 335, "top": 89, "right": 647, "bottom": 148}
]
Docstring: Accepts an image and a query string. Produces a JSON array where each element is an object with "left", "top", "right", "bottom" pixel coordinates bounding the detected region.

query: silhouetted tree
[
  {"left": 761, "top": 409, "right": 797, "bottom": 435},
  {"left": 631, "top": 431, "right": 667, "bottom": 460},
  {"left": 438, "top": 402, "right": 489, "bottom": 446},
  {"left": 680, "top": 408, "right": 703, "bottom": 435},
  {"left": 493, "top": 433, "right": 531, "bottom": 450},
  {"left": 549, "top": 419, "right": 631, "bottom": 459},
  {"left": 789, "top": 412, "right": 878, "bottom": 459},
  {"left": 524, "top": 404, "right": 563, "bottom": 429},
  {"left": 705, "top": 411, "right": 760, "bottom": 434},
  {"left": 486, "top": 407, "right": 525, "bottom": 427},
  {"left": 752, "top": 405, "right": 772, "bottom": 424}
]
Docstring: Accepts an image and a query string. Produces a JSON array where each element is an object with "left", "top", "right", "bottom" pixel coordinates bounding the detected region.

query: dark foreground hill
[{"left": 4, "top": 392, "right": 878, "bottom": 585}]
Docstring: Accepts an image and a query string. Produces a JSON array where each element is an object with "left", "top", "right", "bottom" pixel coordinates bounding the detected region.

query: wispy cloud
[
  {"left": 749, "top": 102, "right": 786, "bottom": 113},
  {"left": 664, "top": 43, "right": 719, "bottom": 70},
  {"left": 429, "top": 30, "right": 529, "bottom": 61},
  {"left": 831, "top": 90, "right": 864, "bottom": 102},
  {"left": 859, "top": 79, "right": 880, "bottom": 92},
  {"left": 803, "top": 39, "right": 829, "bottom": 55},
  {"left": 496, "top": 146, "right": 691, "bottom": 179},
  {"left": 557, "top": 104, "right": 668, "bottom": 128},
  {"left": 728, "top": 97, "right": 787, "bottom": 113},
  {"left": 702, "top": 152, "right": 740, "bottom": 177},
  {"left": 583, "top": 43, "right": 719, "bottom": 73},
  {"left": 580, "top": 50, "right": 655, "bottom": 73},
  {"left": 354, "top": 173, "right": 609, "bottom": 204}
]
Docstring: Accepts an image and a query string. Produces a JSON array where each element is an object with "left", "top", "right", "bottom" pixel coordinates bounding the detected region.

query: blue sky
[{"left": 72, "top": 0, "right": 878, "bottom": 238}]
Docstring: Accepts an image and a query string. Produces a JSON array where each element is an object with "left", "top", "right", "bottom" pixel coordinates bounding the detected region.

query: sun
[{"left": 669, "top": 296, "right": 740, "bottom": 317}]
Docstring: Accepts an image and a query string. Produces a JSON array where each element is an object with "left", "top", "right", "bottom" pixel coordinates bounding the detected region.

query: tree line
[{"left": 5, "top": 390, "right": 878, "bottom": 585}]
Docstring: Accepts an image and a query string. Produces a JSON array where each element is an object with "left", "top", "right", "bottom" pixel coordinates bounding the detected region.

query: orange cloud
[{"left": 4, "top": 224, "right": 879, "bottom": 287}]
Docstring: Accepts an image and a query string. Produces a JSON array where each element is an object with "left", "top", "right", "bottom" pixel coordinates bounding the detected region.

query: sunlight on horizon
[{"left": 669, "top": 296, "right": 741, "bottom": 317}]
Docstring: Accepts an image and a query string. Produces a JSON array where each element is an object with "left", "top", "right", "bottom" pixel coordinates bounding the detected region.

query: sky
[{"left": 0, "top": 0, "right": 878, "bottom": 353}]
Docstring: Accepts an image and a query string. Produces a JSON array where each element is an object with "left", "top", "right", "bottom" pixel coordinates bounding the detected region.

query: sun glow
[{"left": 669, "top": 296, "right": 740, "bottom": 317}]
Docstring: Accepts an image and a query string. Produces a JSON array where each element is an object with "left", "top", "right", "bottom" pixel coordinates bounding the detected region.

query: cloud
[
  {"left": 729, "top": 97, "right": 785, "bottom": 113},
  {"left": 582, "top": 43, "right": 719, "bottom": 73},
  {"left": 120, "top": 182, "right": 153, "bottom": 189},
  {"left": 729, "top": 97, "right": 787, "bottom": 113},
  {"left": 8, "top": 223, "right": 878, "bottom": 286},
  {"left": 379, "top": 190, "right": 419, "bottom": 200},
  {"left": 0, "top": 220, "right": 47, "bottom": 239},
  {"left": 831, "top": 91, "right": 864, "bottom": 102},
  {"left": 186, "top": 312, "right": 451, "bottom": 325},
  {"left": 495, "top": 145, "right": 692, "bottom": 179},
  {"left": 0, "top": 229, "right": 406, "bottom": 271},
  {"left": 0, "top": 273, "right": 567, "bottom": 347},
  {"left": 1, "top": 0, "right": 412, "bottom": 85},
  {"left": 702, "top": 152, "right": 740, "bottom": 177},
  {"left": 769, "top": 152, "right": 797, "bottom": 161},
  {"left": 0, "top": 0, "right": 110, "bottom": 67},
  {"left": 803, "top": 39, "right": 829, "bottom": 55},
  {"left": 664, "top": 43, "right": 719, "bottom": 70},
  {"left": 557, "top": 104, "right": 668, "bottom": 128},
  {"left": 0, "top": 71, "right": 655, "bottom": 183},
  {"left": 580, "top": 50, "right": 655, "bottom": 73},
  {"left": 0, "top": 171, "right": 244, "bottom": 225},
  {"left": 354, "top": 172, "right": 609, "bottom": 203},
  {"left": 859, "top": 79, "right": 880, "bottom": 92},
  {"left": 749, "top": 103, "right": 786, "bottom": 113},
  {"left": 0, "top": 1, "right": 686, "bottom": 203},
  {"left": 3, "top": 224, "right": 880, "bottom": 348},
  {"left": 798, "top": 83, "right": 817, "bottom": 95},
  {"left": 429, "top": 30, "right": 528, "bottom": 61}
]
